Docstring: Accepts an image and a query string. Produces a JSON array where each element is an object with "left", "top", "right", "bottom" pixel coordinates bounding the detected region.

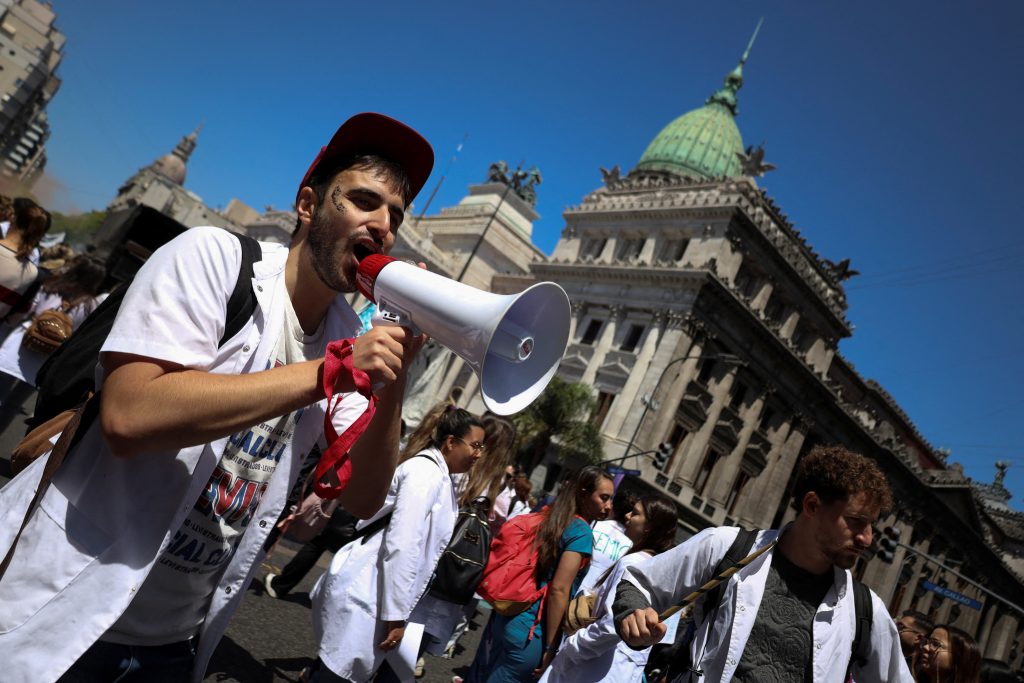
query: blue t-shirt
[{"left": 528, "top": 517, "right": 594, "bottom": 617}]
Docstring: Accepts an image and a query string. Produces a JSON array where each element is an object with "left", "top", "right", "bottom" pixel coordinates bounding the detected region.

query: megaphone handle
[{"left": 369, "top": 304, "right": 420, "bottom": 394}]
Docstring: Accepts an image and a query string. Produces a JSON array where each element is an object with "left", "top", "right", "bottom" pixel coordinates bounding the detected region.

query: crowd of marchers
[{"left": 0, "top": 113, "right": 1016, "bottom": 683}]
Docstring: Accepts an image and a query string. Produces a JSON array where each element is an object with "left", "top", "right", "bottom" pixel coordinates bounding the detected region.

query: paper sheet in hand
[
  {"left": 660, "top": 612, "right": 681, "bottom": 643},
  {"left": 384, "top": 621, "right": 424, "bottom": 682}
]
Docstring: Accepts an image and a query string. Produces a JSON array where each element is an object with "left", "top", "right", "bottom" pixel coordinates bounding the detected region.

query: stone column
[
  {"left": 752, "top": 419, "right": 808, "bottom": 529},
  {"left": 978, "top": 600, "right": 999, "bottom": 652},
  {"left": 436, "top": 355, "right": 466, "bottom": 403},
  {"left": 580, "top": 305, "right": 624, "bottom": 386},
  {"left": 779, "top": 309, "right": 800, "bottom": 340},
  {"left": 603, "top": 311, "right": 666, "bottom": 437},
  {"left": 896, "top": 537, "right": 933, "bottom": 615},
  {"left": 736, "top": 418, "right": 790, "bottom": 523},
  {"left": 643, "top": 318, "right": 705, "bottom": 449},
  {"left": 568, "top": 300, "right": 587, "bottom": 343},
  {"left": 617, "top": 318, "right": 691, "bottom": 442},
  {"left": 958, "top": 583, "right": 985, "bottom": 634},
  {"left": 860, "top": 516, "right": 906, "bottom": 604},
  {"left": 985, "top": 612, "right": 1020, "bottom": 660},
  {"left": 750, "top": 277, "right": 774, "bottom": 312},
  {"left": 705, "top": 388, "right": 768, "bottom": 506},
  {"left": 461, "top": 371, "right": 481, "bottom": 410},
  {"left": 676, "top": 365, "right": 739, "bottom": 485}
]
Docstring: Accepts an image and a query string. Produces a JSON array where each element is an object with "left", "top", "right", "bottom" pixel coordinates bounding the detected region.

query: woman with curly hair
[
  {"left": 917, "top": 624, "right": 981, "bottom": 683},
  {"left": 469, "top": 465, "right": 615, "bottom": 682},
  {"left": 540, "top": 493, "right": 678, "bottom": 682}
]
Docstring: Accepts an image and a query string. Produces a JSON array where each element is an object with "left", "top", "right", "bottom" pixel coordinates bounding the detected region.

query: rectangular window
[
  {"left": 764, "top": 296, "right": 785, "bottom": 323},
  {"left": 726, "top": 471, "right": 750, "bottom": 515},
  {"left": 580, "top": 319, "right": 602, "bottom": 346},
  {"left": 620, "top": 324, "right": 644, "bottom": 352},
  {"left": 693, "top": 450, "right": 720, "bottom": 496},
  {"left": 734, "top": 264, "right": 759, "bottom": 298},
  {"left": 592, "top": 391, "right": 615, "bottom": 427},
  {"left": 729, "top": 382, "right": 747, "bottom": 410},
  {"left": 696, "top": 358, "right": 717, "bottom": 385},
  {"left": 617, "top": 237, "right": 644, "bottom": 262},
  {"left": 580, "top": 237, "right": 607, "bottom": 262},
  {"left": 661, "top": 238, "right": 689, "bottom": 263}
]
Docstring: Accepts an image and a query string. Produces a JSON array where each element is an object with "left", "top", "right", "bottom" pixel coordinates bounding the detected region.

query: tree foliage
[
  {"left": 50, "top": 211, "right": 106, "bottom": 249},
  {"left": 512, "top": 377, "right": 605, "bottom": 472}
]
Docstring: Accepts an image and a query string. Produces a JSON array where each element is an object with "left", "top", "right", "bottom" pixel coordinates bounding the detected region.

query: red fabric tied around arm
[{"left": 313, "top": 338, "right": 378, "bottom": 499}]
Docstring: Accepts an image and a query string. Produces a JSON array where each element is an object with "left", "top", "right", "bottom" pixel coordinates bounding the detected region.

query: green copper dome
[{"left": 636, "top": 21, "right": 761, "bottom": 180}]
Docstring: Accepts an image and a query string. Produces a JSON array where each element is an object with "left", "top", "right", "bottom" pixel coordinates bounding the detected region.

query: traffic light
[
  {"left": 878, "top": 526, "right": 901, "bottom": 563},
  {"left": 654, "top": 442, "right": 673, "bottom": 470}
]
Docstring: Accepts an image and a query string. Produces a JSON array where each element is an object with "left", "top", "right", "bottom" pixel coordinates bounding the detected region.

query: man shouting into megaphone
[{"left": 0, "top": 113, "right": 434, "bottom": 683}]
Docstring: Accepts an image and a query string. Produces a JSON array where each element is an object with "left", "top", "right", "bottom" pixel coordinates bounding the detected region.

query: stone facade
[
  {"left": 107, "top": 126, "right": 241, "bottom": 232},
  {"left": 0, "top": 0, "right": 63, "bottom": 187},
  {"left": 442, "top": 50, "right": 1024, "bottom": 665}
]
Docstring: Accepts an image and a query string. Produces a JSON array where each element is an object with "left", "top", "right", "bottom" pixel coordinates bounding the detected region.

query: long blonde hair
[{"left": 458, "top": 414, "right": 516, "bottom": 508}]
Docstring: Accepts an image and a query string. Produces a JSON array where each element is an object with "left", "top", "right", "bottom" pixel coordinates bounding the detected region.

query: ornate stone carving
[{"left": 606, "top": 304, "right": 626, "bottom": 322}]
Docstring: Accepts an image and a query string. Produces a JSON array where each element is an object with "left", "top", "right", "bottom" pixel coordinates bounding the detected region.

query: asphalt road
[
  {"left": 0, "top": 386, "right": 485, "bottom": 683},
  {"left": 205, "top": 544, "right": 488, "bottom": 682}
]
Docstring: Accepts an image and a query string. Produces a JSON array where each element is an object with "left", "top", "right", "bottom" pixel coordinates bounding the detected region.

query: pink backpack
[{"left": 477, "top": 511, "right": 546, "bottom": 616}]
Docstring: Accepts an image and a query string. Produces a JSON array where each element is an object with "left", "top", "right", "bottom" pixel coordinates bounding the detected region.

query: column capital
[
  {"left": 607, "top": 304, "right": 626, "bottom": 322},
  {"left": 680, "top": 313, "right": 709, "bottom": 336},
  {"left": 570, "top": 299, "right": 588, "bottom": 317}
]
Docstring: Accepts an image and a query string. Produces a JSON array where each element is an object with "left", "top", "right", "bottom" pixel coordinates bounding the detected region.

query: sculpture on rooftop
[
  {"left": 996, "top": 460, "right": 1010, "bottom": 488},
  {"left": 736, "top": 144, "right": 776, "bottom": 178},
  {"left": 823, "top": 257, "right": 861, "bottom": 282},
  {"left": 486, "top": 161, "right": 510, "bottom": 185},
  {"left": 485, "top": 161, "right": 542, "bottom": 207}
]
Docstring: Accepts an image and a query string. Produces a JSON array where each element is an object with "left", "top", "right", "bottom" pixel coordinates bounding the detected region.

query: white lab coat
[
  {"left": 312, "top": 447, "right": 458, "bottom": 680},
  {"left": 541, "top": 551, "right": 654, "bottom": 683},
  {"left": 622, "top": 526, "right": 914, "bottom": 683},
  {"left": 0, "top": 228, "right": 367, "bottom": 683}
]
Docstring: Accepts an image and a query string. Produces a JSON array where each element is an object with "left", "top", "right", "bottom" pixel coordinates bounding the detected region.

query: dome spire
[
  {"left": 634, "top": 20, "right": 763, "bottom": 180},
  {"left": 150, "top": 123, "right": 202, "bottom": 186},
  {"left": 172, "top": 122, "right": 202, "bottom": 163},
  {"left": 707, "top": 17, "right": 763, "bottom": 116}
]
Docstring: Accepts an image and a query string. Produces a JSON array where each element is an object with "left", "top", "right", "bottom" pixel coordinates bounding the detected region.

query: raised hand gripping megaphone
[{"left": 356, "top": 255, "right": 571, "bottom": 416}]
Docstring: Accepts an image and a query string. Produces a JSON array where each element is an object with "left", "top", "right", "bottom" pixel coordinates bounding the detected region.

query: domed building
[
  {"left": 107, "top": 125, "right": 241, "bottom": 231},
  {"left": 465, "top": 25, "right": 1024, "bottom": 666}
]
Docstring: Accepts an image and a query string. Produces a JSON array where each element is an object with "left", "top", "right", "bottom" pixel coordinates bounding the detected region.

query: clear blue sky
[{"left": 45, "top": 1, "right": 1024, "bottom": 506}]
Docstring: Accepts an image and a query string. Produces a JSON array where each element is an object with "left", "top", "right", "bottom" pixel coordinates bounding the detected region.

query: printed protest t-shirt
[{"left": 106, "top": 278, "right": 326, "bottom": 645}]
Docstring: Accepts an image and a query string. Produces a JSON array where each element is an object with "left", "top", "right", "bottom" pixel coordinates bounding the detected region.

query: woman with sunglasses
[
  {"left": 917, "top": 624, "right": 981, "bottom": 683},
  {"left": 308, "top": 404, "right": 485, "bottom": 682}
]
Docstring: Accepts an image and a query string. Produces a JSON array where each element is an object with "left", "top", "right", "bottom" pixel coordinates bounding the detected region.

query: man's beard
[{"left": 306, "top": 206, "right": 355, "bottom": 293}]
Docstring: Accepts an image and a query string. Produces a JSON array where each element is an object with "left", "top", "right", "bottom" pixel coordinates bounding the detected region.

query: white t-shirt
[
  {"left": 107, "top": 275, "right": 326, "bottom": 645},
  {"left": 579, "top": 519, "right": 633, "bottom": 593}
]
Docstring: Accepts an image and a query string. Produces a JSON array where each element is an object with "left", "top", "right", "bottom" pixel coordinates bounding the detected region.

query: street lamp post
[{"left": 621, "top": 352, "right": 745, "bottom": 460}]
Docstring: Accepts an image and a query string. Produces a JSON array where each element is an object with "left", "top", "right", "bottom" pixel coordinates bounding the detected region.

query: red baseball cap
[{"left": 297, "top": 112, "right": 434, "bottom": 204}]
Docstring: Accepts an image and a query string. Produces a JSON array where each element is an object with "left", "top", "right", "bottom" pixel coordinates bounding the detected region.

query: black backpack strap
[
  {"left": 351, "top": 453, "right": 439, "bottom": 545},
  {"left": 701, "top": 527, "right": 758, "bottom": 614},
  {"left": 219, "top": 232, "right": 262, "bottom": 347},
  {"left": 847, "top": 579, "right": 873, "bottom": 677}
]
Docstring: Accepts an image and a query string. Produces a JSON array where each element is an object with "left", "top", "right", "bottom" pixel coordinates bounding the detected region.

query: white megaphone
[{"left": 356, "top": 255, "right": 571, "bottom": 416}]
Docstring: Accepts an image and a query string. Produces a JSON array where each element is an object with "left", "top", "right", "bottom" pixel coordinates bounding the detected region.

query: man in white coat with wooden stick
[
  {"left": 0, "top": 112, "right": 433, "bottom": 683},
  {"left": 614, "top": 445, "right": 914, "bottom": 683}
]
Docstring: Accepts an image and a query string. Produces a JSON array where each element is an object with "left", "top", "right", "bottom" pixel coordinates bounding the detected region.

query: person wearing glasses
[
  {"left": 896, "top": 610, "right": 933, "bottom": 668},
  {"left": 308, "top": 404, "right": 485, "bottom": 682},
  {"left": 917, "top": 624, "right": 982, "bottom": 683}
]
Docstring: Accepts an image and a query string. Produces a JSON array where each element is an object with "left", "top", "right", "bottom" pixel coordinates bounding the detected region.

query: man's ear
[
  {"left": 802, "top": 491, "right": 821, "bottom": 516},
  {"left": 295, "top": 186, "right": 318, "bottom": 231}
]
